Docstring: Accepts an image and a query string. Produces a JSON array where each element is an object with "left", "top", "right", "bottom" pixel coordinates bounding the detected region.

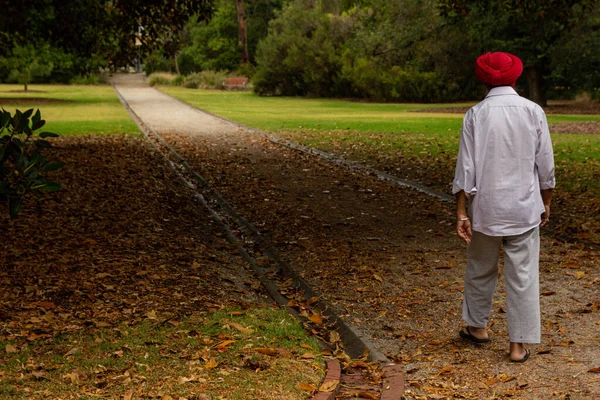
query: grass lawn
[
  {"left": 0, "top": 84, "right": 140, "bottom": 135},
  {"left": 0, "top": 308, "right": 323, "bottom": 399}
]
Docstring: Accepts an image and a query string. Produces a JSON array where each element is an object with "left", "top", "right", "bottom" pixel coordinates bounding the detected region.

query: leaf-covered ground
[
  {"left": 0, "top": 134, "right": 324, "bottom": 399},
  {"left": 110, "top": 75, "right": 598, "bottom": 398},
  {"left": 150, "top": 122, "right": 600, "bottom": 399}
]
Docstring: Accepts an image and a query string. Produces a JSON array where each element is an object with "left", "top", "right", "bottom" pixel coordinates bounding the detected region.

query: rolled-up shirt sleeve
[
  {"left": 535, "top": 107, "right": 556, "bottom": 190},
  {"left": 453, "top": 109, "right": 477, "bottom": 195}
]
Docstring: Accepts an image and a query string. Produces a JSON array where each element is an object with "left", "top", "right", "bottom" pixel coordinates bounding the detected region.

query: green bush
[
  {"left": 70, "top": 74, "right": 108, "bottom": 85},
  {"left": 147, "top": 72, "right": 177, "bottom": 86},
  {"left": 171, "top": 75, "right": 185, "bottom": 86},
  {"left": 184, "top": 73, "right": 203, "bottom": 88},
  {"left": 143, "top": 52, "right": 174, "bottom": 75},
  {"left": 198, "top": 70, "right": 228, "bottom": 89}
]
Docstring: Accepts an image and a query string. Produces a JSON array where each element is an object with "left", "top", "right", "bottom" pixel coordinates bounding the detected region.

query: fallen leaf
[
  {"left": 576, "top": 271, "right": 585, "bottom": 279},
  {"left": 588, "top": 367, "right": 600, "bottom": 373},
  {"left": 564, "top": 262, "right": 581, "bottom": 269},
  {"left": 297, "top": 382, "right": 317, "bottom": 391},
  {"left": 228, "top": 311, "right": 244, "bottom": 316},
  {"left": 319, "top": 379, "right": 339, "bottom": 392},
  {"left": 178, "top": 376, "right": 206, "bottom": 384},
  {"left": 215, "top": 340, "right": 235, "bottom": 350},
  {"left": 301, "top": 352, "right": 316, "bottom": 359},
  {"left": 204, "top": 358, "right": 218, "bottom": 369},
  {"left": 5, "top": 344, "right": 18, "bottom": 354},
  {"left": 485, "top": 377, "right": 498, "bottom": 386},
  {"left": 145, "top": 310, "right": 158, "bottom": 320},
  {"left": 541, "top": 291, "right": 556, "bottom": 296},
  {"left": 357, "top": 392, "right": 378, "bottom": 400},
  {"left": 32, "top": 371, "right": 45, "bottom": 380},
  {"left": 439, "top": 366, "right": 453, "bottom": 374},
  {"left": 64, "top": 347, "right": 80, "bottom": 357},
  {"left": 37, "top": 301, "right": 57, "bottom": 310},
  {"left": 64, "top": 369, "right": 87, "bottom": 385},
  {"left": 228, "top": 321, "right": 254, "bottom": 334},
  {"left": 308, "top": 314, "right": 323, "bottom": 325},
  {"left": 255, "top": 347, "right": 278, "bottom": 356}
]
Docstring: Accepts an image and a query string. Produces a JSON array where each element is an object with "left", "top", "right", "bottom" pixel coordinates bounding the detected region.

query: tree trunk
[
  {"left": 24, "top": 81, "right": 28, "bottom": 91},
  {"left": 524, "top": 65, "right": 546, "bottom": 107},
  {"left": 235, "top": 0, "right": 249, "bottom": 65},
  {"left": 174, "top": 52, "right": 181, "bottom": 75}
]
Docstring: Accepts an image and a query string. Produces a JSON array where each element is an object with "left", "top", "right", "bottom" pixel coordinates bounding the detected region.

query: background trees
[
  {"left": 0, "top": 0, "right": 215, "bottom": 82},
  {"left": 437, "top": 0, "right": 599, "bottom": 105},
  {"left": 1, "top": 0, "right": 598, "bottom": 104}
]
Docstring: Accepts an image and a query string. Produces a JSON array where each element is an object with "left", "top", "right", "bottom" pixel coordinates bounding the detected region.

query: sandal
[
  {"left": 459, "top": 326, "right": 490, "bottom": 343},
  {"left": 510, "top": 348, "right": 530, "bottom": 363}
]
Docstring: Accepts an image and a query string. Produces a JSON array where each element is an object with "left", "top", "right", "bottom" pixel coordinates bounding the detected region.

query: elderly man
[{"left": 453, "top": 52, "right": 555, "bottom": 362}]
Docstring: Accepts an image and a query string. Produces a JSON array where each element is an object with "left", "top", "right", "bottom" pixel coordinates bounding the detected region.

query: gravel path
[{"left": 112, "top": 74, "right": 600, "bottom": 400}]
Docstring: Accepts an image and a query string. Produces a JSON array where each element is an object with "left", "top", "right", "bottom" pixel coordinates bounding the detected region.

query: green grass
[
  {"left": 0, "top": 307, "right": 323, "bottom": 400},
  {"left": 0, "top": 84, "right": 140, "bottom": 135}
]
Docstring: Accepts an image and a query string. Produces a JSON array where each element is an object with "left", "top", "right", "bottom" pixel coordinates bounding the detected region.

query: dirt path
[{"left": 112, "top": 74, "right": 600, "bottom": 399}]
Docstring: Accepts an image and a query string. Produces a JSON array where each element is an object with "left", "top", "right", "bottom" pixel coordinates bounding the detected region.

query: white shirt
[{"left": 453, "top": 86, "right": 555, "bottom": 236}]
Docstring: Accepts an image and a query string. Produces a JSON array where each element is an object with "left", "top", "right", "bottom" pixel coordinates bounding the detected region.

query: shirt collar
[{"left": 485, "top": 86, "right": 519, "bottom": 98}]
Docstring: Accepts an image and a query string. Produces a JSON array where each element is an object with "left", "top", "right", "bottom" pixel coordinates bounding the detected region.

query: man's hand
[
  {"left": 540, "top": 204, "right": 550, "bottom": 227},
  {"left": 540, "top": 189, "right": 552, "bottom": 227},
  {"left": 457, "top": 219, "right": 472, "bottom": 244}
]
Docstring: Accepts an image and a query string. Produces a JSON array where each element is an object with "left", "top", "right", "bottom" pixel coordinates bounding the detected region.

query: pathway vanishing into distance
[{"left": 112, "top": 74, "right": 600, "bottom": 400}]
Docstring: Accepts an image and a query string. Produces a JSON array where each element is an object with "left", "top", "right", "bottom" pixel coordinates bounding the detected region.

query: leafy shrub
[
  {"left": 70, "top": 74, "right": 108, "bottom": 85},
  {"left": 147, "top": 72, "right": 177, "bottom": 86},
  {"left": 0, "top": 109, "right": 64, "bottom": 218},
  {"left": 183, "top": 71, "right": 228, "bottom": 89},
  {"left": 143, "top": 51, "right": 174, "bottom": 75},
  {"left": 184, "top": 73, "right": 203, "bottom": 88},
  {"left": 171, "top": 75, "right": 185, "bottom": 86},
  {"left": 198, "top": 70, "right": 228, "bottom": 89}
]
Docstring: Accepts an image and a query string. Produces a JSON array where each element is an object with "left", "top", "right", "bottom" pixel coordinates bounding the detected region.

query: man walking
[{"left": 453, "top": 52, "right": 555, "bottom": 362}]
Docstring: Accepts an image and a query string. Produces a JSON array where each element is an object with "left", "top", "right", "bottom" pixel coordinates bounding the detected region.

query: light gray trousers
[{"left": 462, "top": 226, "right": 540, "bottom": 343}]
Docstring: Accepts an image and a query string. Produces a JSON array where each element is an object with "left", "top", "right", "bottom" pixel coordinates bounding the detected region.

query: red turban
[{"left": 475, "top": 52, "right": 523, "bottom": 87}]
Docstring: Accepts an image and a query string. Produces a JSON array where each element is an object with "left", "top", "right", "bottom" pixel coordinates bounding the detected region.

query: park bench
[{"left": 223, "top": 77, "right": 249, "bottom": 88}]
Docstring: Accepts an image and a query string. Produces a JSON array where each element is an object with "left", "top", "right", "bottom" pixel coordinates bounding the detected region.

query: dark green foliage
[
  {"left": 0, "top": 109, "right": 64, "bottom": 219},
  {"left": 143, "top": 51, "right": 176, "bottom": 75},
  {"left": 436, "top": 0, "right": 599, "bottom": 105},
  {"left": 253, "top": 0, "right": 476, "bottom": 102},
  {"left": 0, "top": 0, "right": 215, "bottom": 82},
  {"left": 253, "top": 1, "right": 352, "bottom": 97},
  {"left": 170, "top": 0, "right": 284, "bottom": 75}
]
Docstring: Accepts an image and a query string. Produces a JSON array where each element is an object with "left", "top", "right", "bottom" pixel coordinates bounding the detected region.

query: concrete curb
[{"left": 311, "top": 359, "right": 342, "bottom": 400}]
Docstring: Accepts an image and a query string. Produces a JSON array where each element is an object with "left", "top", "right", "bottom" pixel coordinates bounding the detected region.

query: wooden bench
[{"left": 224, "top": 77, "right": 249, "bottom": 88}]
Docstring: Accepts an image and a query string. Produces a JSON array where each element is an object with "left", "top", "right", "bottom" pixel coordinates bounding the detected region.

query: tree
[
  {"left": 0, "top": 0, "right": 216, "bottom": 80},
  {"left": 235, "top": 0, "right": 250, "bottom": 64},
  {"left": 437, "top": 0, "right": 598, "bottom": 105},
  {"left": 4, "top": 44, "right": 54, "bottom": 91}
]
